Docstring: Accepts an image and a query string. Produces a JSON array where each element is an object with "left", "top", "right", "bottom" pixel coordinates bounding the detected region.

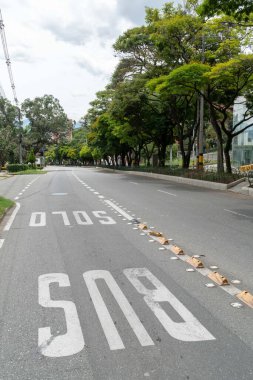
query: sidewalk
[
  {"left": 228, "top": 179, "right": 253, "bottom": 196},
  {"left": 0, "top": 172, "right": 12, "bottom": 180}
]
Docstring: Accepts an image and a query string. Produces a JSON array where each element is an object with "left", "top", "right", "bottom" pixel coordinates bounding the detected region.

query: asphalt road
[{"left": 0, "top": 166, "right": 252, "bottom": 380}]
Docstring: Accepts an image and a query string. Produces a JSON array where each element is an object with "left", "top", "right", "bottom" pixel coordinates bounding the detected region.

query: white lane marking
[
  {"left": 224, "top": 209, "right": 253, "bottom": 220},
  {"left": 157, "top": 190, "right": 177, "bottom": 197},
  {"left": 83, "top": 270, "right": 154, "bottom": 351},
  {"left": 38, "top": 273, "right": 85, "bottom": 357},
  {"left": 73, "top": 211, "right": 93, "bottom": 225},
  {"left": 94, "top": 192, "right": 99, "bottom": 195},
  {"left": 18, "top": 192, "right": 23, "bottom": 196},
  {"left": 52, "top": 211, "right": 71, "bottom": 225},
  {"left": 14, "top": 197, "right": 19, "bottom": 200},
  {"left": 51, "top": 193, "right": 68, "bottom": 196},
  {"left": 0, "top": 239, "right": 4, "bottom": 249},
  {"left": 124, "top": 268, "right": 215, "bottom": 342},
  {"left": 222, "top": 285, "right": 241, "bottom": 296},
  {"left": 104, "top": 200, "right": 133, "bottom": 221},
  {"left": 92, "top": 211, "right": 116, "bottom": 225},
  {"left": 3, "top": 202, "right": 21, "bottom": 231},
  {"left": 29, "top": 212, "right": 46, "bottom": 227},
  {"left": 130, "top": 181, "right": 138, "bottom": 185},
  {"left": 98, "top": 195, "right": 104, "bottom": 199}
]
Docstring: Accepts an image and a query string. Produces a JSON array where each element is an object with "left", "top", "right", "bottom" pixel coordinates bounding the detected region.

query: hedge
[{"left": 7, "top": 164, "right": 29, "bottom": 172}]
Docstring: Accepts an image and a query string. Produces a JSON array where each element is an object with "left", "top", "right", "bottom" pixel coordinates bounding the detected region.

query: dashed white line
[
  {"left": 224, "top": 209, "right": 253, "bottom": 220},
  {"left": 157, "top": 190, "right": 177, "bottom": 197},
  {"left": 130, "top": 181, "right": 138, "bottom": 185},
  {"left": 0, "top": 239, "right": 4, "bottom": 249}
]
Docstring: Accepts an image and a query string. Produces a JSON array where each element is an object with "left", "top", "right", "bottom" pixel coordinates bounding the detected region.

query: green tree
[
  {"left": 22, "top": 95, "right": 69, "bottom": 152},
  {"left": 79, "top": 145, "right": 93, "bottom": 165},
  {"left": 162, "top": 56, "right": 253, "bottom": 173},
  {"left": 27, "top": 149, "right": 36, "bottom": 166},
  {"left": 198, "top": 0, "right": 253, "bottom": 21},
  {"left": 0, "top": 98, "right": 19, "bottom": 167}
]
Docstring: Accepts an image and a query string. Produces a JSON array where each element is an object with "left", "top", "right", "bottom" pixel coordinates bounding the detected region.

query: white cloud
[{"left": 0, "top": 0, "right": 180, "bottom": 120}]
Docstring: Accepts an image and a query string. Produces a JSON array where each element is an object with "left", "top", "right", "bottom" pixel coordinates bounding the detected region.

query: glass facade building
[{"left": 232, "top": 96, "right": 253, "bottom": 166}]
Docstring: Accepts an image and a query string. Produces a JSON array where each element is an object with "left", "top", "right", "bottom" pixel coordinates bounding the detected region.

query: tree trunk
[
  {"left": 158, "top": 142, "right": 167, "bottom": 167},
  {"left": 224, "top": 135, "right": 232, "bottom": 174},
  {"left": 209, "top": 105, "right": 224, "bottom": 173}
]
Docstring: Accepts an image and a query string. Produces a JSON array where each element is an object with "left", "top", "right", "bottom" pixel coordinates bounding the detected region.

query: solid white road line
[
  {"left": 104, "top": 200, "right": 133, "bottom": 221},
  {"left": 3, "top": 202, "right": 21, "bottom": 231},
  {"left": 157, "top": 189, "right": 177, "bottom": 197},
  {"left": 224, "top": 209, "right": 253, "bottom": 220}
]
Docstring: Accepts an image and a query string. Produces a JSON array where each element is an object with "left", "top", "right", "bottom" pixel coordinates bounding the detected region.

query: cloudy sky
[{"left": 0, "top": 0, "right": 181, "bottom": 121}]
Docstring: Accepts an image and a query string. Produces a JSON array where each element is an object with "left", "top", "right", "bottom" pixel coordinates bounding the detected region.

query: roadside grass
[
  {"left": 11, "top": 169, "right": 47, "bottom": 175},
  {"left": 0, "top": 196, "right": 15, "bottom": 219}
]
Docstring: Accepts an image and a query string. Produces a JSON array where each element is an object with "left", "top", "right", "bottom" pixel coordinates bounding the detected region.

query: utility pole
[
  {"left": 18, "top": 108, "right": 23, "bottom": 163},
  {"left": 0, "top": 9, "right": 22, "bottom": 163},
  {"left": 198, "top": 31, "right": 205, "bottom": 170}
]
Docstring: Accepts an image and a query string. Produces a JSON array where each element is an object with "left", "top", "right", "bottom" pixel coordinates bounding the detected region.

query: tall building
[{"left": 232, "top": 96, "right": 253, "bottom": 166}]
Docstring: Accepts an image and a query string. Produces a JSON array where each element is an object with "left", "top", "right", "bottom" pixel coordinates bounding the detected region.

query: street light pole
[
  {"left": 198, "top": 31, "right": 205, "bottom": 170},
  {"left": 17, "top": 107, "right": 22, "bottom": 164}
]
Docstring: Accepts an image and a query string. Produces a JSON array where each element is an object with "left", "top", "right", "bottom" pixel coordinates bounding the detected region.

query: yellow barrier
[{"left": 240, "top": 164, "right": 253, "bottom": 172}]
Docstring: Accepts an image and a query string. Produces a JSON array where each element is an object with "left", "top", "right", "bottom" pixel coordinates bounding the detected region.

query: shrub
[{"left": 7, "top": 163, "right": 29, "bottom": 172}]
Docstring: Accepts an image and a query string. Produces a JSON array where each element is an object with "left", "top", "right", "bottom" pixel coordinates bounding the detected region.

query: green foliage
[
  {"left": 0, "top": 196, "right": 14, "bottom": 218},
  {"left": 0, "top": 97, "right": 19, "bottom": 166},
  {"left": 154, "top": 63, "right": 211, "bottom": 94},
  {"left": 198, "top": 0, "right": 253, "bottom": 21},
  {"left": 79, "top": 2, "right": 253, "bottom": 173},
  {"left": 21, "top": 95, "right": 69, "bottom": 152},
  {"left": 79, "top": 145, "right": 92, "bottom": 161},
  {"left": 27, "top": 149, "right": 36, "bottom": 164},
  {"left": 7, "top": 163, "right": 29, "bottom": 172}
]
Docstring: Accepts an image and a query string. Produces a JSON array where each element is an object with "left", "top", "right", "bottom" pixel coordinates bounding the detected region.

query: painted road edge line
[
  {"left": 104, "top": 200, "right": 133, "bottom": 221},
  {"left": 3, "top": 202, "right": 21, "bottom": 231}
]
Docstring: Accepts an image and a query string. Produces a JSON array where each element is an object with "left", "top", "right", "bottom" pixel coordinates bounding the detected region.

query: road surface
[{"left": 0, "top": 166, "right": 252, "bottom": 380}]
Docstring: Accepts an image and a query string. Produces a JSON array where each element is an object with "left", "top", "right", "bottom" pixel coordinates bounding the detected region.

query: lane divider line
[
  {"left": 3, "top": 202, "right": 20, "bottom": 231},
  {"left": 0, "top": 239, "right": 4, "bottom": 249},
  {"left": 158, "top": 190, "right": 177, "bottom": 197},
  {"left": 104, "top": 200, "right": 133, "bottom": 221},
  {"left": 224, "top": 209, "right": 253, "bottom": 220},
  {"left": 14, "top": 176, "right": 40, "bottom": 200}
]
